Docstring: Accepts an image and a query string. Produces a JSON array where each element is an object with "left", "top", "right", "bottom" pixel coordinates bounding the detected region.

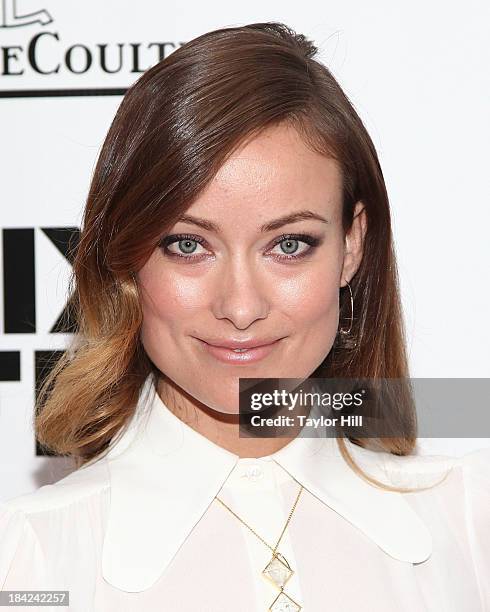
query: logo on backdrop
[
  {"left": 1, "top": 226, "right": 78, "bottom": 370},
  {"left": 0, "top": 0, "right": 52, "bottom": 28},
  {"left": 1, "top": 227, "right": 79, "bottom": 455},
  {"left": 0, "top": 0, "right": 183, "bottom": 91}
]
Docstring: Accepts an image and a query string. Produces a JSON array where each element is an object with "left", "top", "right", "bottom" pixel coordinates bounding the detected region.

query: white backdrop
[{"left": 1, "top": 0, "right": 489, "bottom": 502}]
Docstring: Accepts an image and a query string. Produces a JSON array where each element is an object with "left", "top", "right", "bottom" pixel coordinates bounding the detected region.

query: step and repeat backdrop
[{"left": 1, "top": 1, "right": 489, "bottom": 501}]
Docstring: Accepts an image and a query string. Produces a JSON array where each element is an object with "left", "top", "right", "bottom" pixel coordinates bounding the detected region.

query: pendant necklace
[{"left": 215, "top": 484, "right": 303, "bottom": 611}]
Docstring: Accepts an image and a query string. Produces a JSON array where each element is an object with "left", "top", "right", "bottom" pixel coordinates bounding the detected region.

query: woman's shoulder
[
  {"left": 397, "top": 444, "right": 490, "bottom": 488},
  {"left": 0, "top": 458, "right": 109, "bottom": 592},
  {"left": 400, "top": 446, "right": 490, "bottom": 602},
  {"left": 1, "top": 454, "right": 109, "bottom": 517},
  {"left": 455, "top": 444, "right": 490, "bottom": 477},
  {"left": 452, "top": 446, "right": 490, "bottom": 527},
  {"left": 346, "top": 440, "right": 490, "bottom": 491}
]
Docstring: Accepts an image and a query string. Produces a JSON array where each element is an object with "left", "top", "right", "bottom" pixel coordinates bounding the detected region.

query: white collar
[{"left": 100, "top": 374, "right": 434, "bottom": 593}]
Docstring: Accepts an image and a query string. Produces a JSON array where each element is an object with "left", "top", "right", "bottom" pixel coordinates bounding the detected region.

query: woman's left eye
[{"left": 267, "top": 234, "right": 321, "bottom": 260}]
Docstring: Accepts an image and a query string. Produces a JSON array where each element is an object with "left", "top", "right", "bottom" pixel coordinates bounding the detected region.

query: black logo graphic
[
  {"left": 0, "top": 0, "right": 53, "bottom": 28},
  {"left": 1, "top": 227, "right": 79, "bottom": 455},
  {"left": 0, "top": 1, "right": 182, "bottom": 97},
  {"left": 1, "top": 226, "right": 79, "bottom": 377}
]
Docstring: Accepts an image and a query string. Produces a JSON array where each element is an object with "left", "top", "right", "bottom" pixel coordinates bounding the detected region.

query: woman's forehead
[
  {"left": 213, "top": 124, "right": 340, "bottom": 186},
  {"left": 183, "top": 127, "right": 342, "bottom": 222}
]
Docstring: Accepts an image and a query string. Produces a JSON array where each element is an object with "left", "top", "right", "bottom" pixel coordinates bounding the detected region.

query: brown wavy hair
[{"left": 35, "top": 22, "right": 442, "bottom": 493}]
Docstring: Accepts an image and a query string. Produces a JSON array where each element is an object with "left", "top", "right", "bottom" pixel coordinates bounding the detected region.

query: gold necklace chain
[
  {"left": 215, "top": 483, "right": 304, "bottom": 554},
  {"left": 215, "top": 484, "right": 305, "bottom": 611}
]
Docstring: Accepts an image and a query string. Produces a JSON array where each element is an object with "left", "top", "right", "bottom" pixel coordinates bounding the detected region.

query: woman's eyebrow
[{"left": 177, "top": 210, "right": 330, "bottom": 233}]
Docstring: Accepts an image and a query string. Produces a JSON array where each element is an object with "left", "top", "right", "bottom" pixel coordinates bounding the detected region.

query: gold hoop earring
[
  {"left": 339, "top": 280, "right": 357, "bottom": 348},
  {"left": 339, "top": 280, "right": 353, "bottom": 334}
]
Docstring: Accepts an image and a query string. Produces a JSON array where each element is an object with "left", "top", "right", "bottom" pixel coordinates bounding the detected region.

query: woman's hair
[{"left": 35, "top": 22, "right": 436, "bottom": 492}]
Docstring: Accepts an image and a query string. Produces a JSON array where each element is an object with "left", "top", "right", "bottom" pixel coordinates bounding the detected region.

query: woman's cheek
[{"left": 272, "top": 262, "right": 339, "bottom": 314}]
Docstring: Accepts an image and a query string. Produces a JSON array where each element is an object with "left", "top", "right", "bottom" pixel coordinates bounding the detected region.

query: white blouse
[{"left": 1, "top": 374, "right": 489, "bottom": 611}]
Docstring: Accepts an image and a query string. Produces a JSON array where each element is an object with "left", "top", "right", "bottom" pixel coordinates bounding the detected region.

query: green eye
[
  {"left": 269, "top": 234, "right": 320, "bottom": 259},
  {"left": 158, "top": 233, "right": 208, "bottom": 260},
  {"left": 177, "top": 239, "right": 198, "bottom": 254},
  {"left": 158, "top": 231, "right": 322, "bottom": 263},
  {"left": 279, "top": 238, "right": 299, "bottom": 254}
]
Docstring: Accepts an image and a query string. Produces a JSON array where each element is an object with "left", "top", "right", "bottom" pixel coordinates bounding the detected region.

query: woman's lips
[{"left": 196, "top": 338, "right": 283, "bottom": 364}]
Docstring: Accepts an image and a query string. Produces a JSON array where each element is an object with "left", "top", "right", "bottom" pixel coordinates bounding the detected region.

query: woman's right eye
[{"left": 158, "top": 234, "right": 210, "bottom": 261}]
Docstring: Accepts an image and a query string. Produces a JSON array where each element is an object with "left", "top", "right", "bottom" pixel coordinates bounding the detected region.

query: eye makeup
[{"left": 157, "top": 232, "right": 324, "bottom": 263}]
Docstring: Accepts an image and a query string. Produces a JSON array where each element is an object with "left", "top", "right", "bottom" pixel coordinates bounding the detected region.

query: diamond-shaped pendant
[
  {"left": 269, "top": 590, "right": 302, "bottom": 611},
  {"left": 262, "top": 552, "right": 293, "bottom": 588}
]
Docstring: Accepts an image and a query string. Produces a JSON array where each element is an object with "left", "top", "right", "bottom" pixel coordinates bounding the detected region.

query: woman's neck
[{"left": 156, "top": 376, "right": 304, "bottom": 458}]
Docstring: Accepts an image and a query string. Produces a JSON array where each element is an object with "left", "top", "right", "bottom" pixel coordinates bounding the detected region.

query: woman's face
[{"left": 137, "top": 123, "right": 365, "bottom": 414}]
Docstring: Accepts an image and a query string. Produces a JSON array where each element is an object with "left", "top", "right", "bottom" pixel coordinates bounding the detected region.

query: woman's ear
[{"left": 340, "top": 201, "right": 367, "bottom": 286}]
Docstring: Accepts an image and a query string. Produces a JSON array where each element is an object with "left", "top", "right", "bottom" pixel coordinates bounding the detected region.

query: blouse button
[{"left": 241, "top": 464, "right": 264, "bottom": 482}]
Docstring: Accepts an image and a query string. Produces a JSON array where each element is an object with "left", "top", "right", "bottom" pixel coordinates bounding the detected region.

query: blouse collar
[{"left": 100, "top": 373, "right": 434, "bottom": 592}]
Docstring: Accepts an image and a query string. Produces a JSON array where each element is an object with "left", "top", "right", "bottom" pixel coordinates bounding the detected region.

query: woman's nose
[{"left": 211, "top": 257, "right": 270, "bottom": 329}]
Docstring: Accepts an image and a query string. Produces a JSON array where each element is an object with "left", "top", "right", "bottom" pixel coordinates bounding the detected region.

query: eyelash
[{"left": 158, "top": 232, "right": 322, "bottom": 263}]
